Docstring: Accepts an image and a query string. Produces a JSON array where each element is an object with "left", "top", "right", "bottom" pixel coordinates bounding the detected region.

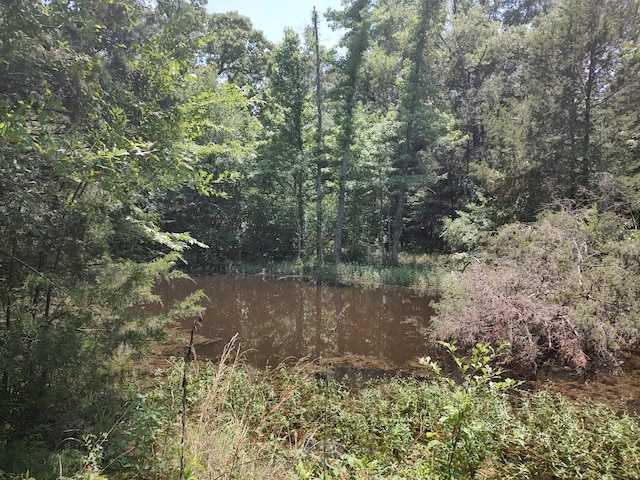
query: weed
[
  {"left": 222, "top": 260, "right": 436, "bottom": 291},
  {"left": 6, "top": 340, "right": 640, "bottom": 479},
  {"left": 419, "top": 342, "right": 521, "bottom": 478}
]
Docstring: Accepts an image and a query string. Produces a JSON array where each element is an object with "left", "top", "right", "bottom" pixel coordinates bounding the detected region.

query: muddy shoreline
[{"left": 148, "top": 326, "right": 640, "bottom": 416}]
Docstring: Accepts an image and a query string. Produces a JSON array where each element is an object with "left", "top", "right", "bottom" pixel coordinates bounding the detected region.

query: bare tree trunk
[
  {"left": 313, "top": 7, "right": 325, "bottom": 266},
  {"left": 2, "top": 241, "right": 16, "bottom": 396},
  {"left": 334, "top": 141, "right": 350, "bottom": 264},
  {"left": 296, "top": 175, "right": 304, "bottom": 259},
  {"left": 4, "top": 241, "right": 16, "bottom": 330},
  {"left": 390, "top": 185, "right": 406, "bottom": 266}
]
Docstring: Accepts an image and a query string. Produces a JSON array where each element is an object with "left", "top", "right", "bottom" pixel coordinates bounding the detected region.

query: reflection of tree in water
[
  {"left": 163, "top": 276, "right": 435, "bottom": 368},
  {"left": 334, "top": 287, "right": 345, "bottom": 357},
  {"left": 314, "top": 283, "right": 323, "bottom": 359}
]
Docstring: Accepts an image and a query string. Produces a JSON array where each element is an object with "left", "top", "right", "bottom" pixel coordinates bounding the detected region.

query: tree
[
  {"left": 160, "top": 68, "right": 263, "bottom": 268},
  {"left": 387, "top": 0, "right": 445, "bottom": 265},
  {"left": 524, "top": 0, "right": 635, "bottom": 199},
  {"left": 0, "top": 0, "right": 212, "bottom": 439},
  {"left": 312, "top": 7, "right": 326, "bottom": 266},
  {"left": 260, "top": 29, "right": 313, "bottom": 258},
  {"left": 203, "top": 11, "right": 272, "bottom": 87},
  {"left": 329, "top": 0, "right": 372, "bottom": 264},
  {"left": 468, "top": 0, "right": 639, "bottom": 219},
  {"left": 432, "top": 2, "right": 522, "bottom": 224}
]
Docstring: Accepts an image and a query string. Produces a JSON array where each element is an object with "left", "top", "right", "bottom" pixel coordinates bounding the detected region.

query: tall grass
[
  {"left": 224, "top": 257, "right": 437, "bottom": 291},
  {"left": 106, "top": 342, "right": 640, "bottom": 479},
  {"left": 9, "top": 338, "right": 639, "bottom": 479},
  {"left": 180, "top": 338, "right": 291, "bottom": 480}
]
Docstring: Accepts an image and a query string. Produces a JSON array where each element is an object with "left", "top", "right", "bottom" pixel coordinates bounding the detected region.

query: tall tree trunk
[
  {"left": 316, "top": 166, "right": 324, "bottom": 264},
  {"left": 332, "top": 0, "right": 370, "bottom": 264},
  {"left": 2, "top": 242, "right": 16, "bottom": 397},
  {"left": 389, "top": 1, "right": 430, "bottom": 266},
  {"left": 3, "top": 241, "right": 16, "bottom": 330},
  {"left": 334, "top": 142, "right": 350, "bottom": 264},
  {"left": 313, "top": 7, "right": 325, "bottom": 266},
  {"left": 296, "top": 170, "right": 304, "bottom": 259},
  {"left": 390, "top": 184, "right": 407, "bottom": 266},
  {"left": 567, "top": 102, "right": 579, "bottom": 198},
  {"left": 581, "top": 50, "right": 596, "bottom": 191}
]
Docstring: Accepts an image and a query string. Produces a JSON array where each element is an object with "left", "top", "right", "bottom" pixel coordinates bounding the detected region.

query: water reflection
[{"left": 154, "top": 275, "right": 436, "bottom": 368}]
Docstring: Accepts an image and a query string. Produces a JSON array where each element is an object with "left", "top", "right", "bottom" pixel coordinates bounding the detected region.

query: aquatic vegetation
[{"left": 225, "top": 259, "right": 437, "bottom": 291}]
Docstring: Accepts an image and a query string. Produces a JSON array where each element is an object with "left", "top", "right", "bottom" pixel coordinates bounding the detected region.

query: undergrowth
[
  {"left": 4, "top": 340, "right": 639, "bottom": 479},
  {"left": 433, "top": 206, "right": 640, "bottom": 375},
  {"left": 224, "top": 258, "right": 436, "bottom": 291}
]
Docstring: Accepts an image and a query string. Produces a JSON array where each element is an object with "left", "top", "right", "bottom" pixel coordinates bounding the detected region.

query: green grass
[{"left": 223, "top": 256, "right": 438, "bottom": 292}]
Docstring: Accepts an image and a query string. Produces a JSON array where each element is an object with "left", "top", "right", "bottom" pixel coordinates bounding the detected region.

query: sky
[{"left": 205, "top": 0, "right": 344, "bottom": 46}]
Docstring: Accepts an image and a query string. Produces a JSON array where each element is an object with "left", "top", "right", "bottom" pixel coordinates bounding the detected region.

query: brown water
[
  {"left": 152, "top": 275, "right": 640, "bottom": 413},
  {"left": 152, "top": 275, "right": 436, "bottom": 370}
]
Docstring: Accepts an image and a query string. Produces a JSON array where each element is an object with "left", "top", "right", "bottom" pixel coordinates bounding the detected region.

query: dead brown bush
[{"left": 432, "top": 208, "right": 640, "bottom": 375}]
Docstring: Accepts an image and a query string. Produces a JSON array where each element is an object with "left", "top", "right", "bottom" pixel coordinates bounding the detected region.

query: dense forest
[{"left": 1, "top": 0, "right": 640, "bottom": 478}]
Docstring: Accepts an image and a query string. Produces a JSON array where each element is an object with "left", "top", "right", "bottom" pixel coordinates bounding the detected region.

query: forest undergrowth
[
  {"left": 3, "top": 339, "right": 640, "bottom": 480},
  {"left": 3, "top": 0, "right": 640, "bottom": 478},
  {"left": 433, "top": 204, "right": 640, "bottom": 376},
  {"left": 223, "top": 254, "right": 437, "bottom": 292}
]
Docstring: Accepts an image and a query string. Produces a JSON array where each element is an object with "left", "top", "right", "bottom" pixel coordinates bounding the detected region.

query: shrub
[
  {"left": 432, "top": 207, "right": 640, "bottom": 374},
  {"left": 441, "top": 194, "right": 495, "bottom": 254}
]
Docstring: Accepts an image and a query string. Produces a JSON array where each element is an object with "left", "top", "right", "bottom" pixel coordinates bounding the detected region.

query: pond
[
  {"left": 152, "top": 275, "right": 437, "bottom": 370},
  {"left": 150, "top": 275, "right": 640, "bottom": 414}
]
